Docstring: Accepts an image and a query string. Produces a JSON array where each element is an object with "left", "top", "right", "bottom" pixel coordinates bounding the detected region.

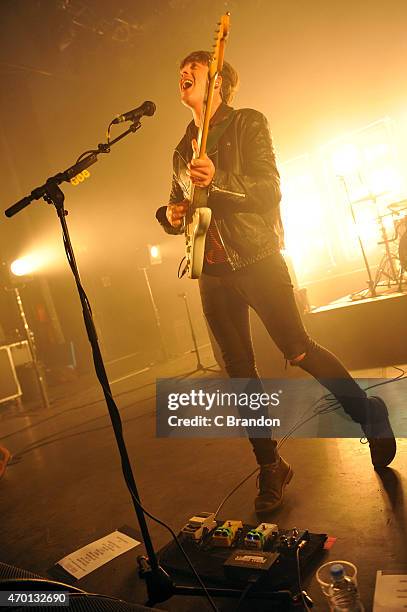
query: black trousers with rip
[{"left": 199, "top": 253, "right": 368, "bottom": 465}]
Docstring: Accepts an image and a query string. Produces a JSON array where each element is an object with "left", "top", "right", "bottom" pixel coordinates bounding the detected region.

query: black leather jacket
[{"left": 156, "top": 103, "right": 283, "bottom": 271}]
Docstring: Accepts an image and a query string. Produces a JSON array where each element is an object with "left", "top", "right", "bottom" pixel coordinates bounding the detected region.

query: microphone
[{"left": 112, "top": 100, "right": 156, "bottom": 124}]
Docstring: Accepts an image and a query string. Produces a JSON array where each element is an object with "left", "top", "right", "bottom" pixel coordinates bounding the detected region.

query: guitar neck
[{"left": 197, "top": 75, "right": 218, "bottom": 158}]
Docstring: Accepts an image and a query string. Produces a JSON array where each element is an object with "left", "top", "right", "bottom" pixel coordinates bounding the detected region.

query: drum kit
[
  {"left": 387, "top": 200, "right": 407, "bottom": 271},
  {"left": 374, "top": 198, "right": 407, "bottom": 293},
  {"left": 351, "top": 197, "right": 407, "bottom": 299}
]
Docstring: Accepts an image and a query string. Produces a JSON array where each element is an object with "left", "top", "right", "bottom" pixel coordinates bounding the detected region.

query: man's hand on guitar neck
[
  {"left": 186, "top": 138, "right": 215, "bottom": 188},
  {"left": 166, "top": 200, "right": 189, "bottom": 228}
]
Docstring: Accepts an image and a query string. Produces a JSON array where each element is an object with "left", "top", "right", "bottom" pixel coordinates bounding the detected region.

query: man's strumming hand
[{"left": 166, "top": 200, "right": 189, "bottom": 228}]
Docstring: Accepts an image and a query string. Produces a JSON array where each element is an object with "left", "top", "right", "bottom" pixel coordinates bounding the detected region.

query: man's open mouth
[{"left": 182, "top": 79, "right": 193, "bottom": 90}]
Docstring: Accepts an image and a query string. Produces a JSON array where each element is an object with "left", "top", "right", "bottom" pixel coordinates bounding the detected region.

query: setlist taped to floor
[{"left": 57, "top": 530, "right": 141, "bottom": 579}]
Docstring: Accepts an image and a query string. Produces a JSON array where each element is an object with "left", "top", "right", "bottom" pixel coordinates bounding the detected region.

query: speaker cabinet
[{"left": 0, "top": 345, "right": 21, "bottom": 405}]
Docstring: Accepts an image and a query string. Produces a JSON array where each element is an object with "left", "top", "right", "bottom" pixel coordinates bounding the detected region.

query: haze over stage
[{"left": 1, "top": 2, "right": 407, "bottom": 610}]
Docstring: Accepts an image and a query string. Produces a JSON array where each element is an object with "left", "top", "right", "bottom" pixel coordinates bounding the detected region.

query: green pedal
[{"left": 244, "top": 523, "right": 278, "bottom": 550}]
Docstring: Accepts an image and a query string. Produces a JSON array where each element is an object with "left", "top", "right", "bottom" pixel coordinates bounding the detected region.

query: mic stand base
[
  {"left": 138, "top": 557, "right": 175, "bottom": 605},
  {"left": 176, "top": 293, "right": 220, "bottom": 380},
  {"left": 175, "top": 363, "right": 220, "bottom": 381}
]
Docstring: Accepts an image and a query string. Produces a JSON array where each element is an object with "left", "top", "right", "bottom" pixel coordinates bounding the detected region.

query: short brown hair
[{"left": 180, "top": 50, "right": 239, "bottom": 104}]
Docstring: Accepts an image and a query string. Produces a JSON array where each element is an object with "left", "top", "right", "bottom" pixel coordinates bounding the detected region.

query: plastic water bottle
[{"left": 327, "top": 563, "right": 364, "bottom": 611}]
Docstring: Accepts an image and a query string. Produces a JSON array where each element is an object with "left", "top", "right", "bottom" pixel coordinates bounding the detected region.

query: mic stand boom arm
[{"left": 5, "top": 121, "right": 141, "bottom": 219}]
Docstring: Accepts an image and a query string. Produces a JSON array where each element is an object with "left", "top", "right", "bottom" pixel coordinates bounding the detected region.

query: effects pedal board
[{"left": 162, "top": 517, "right": 327, "bottom": 596}]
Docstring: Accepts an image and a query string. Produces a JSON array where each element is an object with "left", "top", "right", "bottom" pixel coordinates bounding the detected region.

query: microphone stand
[
  {"left": 338, "top": 175, "right": 376, "bottom": 298},
  {"left": 4, "top": 119, "right": 175, "bottom": 604},
  {"left": 4, "top": 119, "right": 296, "bottom": 611},
  {"left": 176, "top": 292, "right": 219, "bottom": 379}
]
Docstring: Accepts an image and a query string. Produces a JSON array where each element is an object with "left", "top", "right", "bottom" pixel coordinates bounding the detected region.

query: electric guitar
[{"left": 183, "top": 13, "right": 230, "bottom": 279}]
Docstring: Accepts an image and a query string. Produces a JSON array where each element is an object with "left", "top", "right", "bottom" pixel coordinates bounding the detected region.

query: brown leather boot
[
  {"left": 361, "top": 396, "right": 396, "bottom": 469},
  {"left": 255, "top": 456, "right": 294, "bottom": 513}
]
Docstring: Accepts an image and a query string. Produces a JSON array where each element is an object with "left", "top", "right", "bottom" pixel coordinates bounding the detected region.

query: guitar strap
[{"left": 205, "top": 110, "right": 235, "bottom": 155}]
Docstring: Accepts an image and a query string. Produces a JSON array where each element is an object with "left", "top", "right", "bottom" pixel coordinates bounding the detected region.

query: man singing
[{"left": 156, "top": 51, "right": 396, "bottom": 513}]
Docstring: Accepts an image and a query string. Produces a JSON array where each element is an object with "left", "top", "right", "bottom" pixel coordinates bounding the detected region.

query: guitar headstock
[{"left": 209, "top": 12, "right": 230, "bottom": 79}]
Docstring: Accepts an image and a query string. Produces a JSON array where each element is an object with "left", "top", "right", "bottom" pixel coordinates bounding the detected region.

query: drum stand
[
  {"left": 341, "top": 175, "right": 406, "bottom": 299},
  {"left": 373, "top": 212, "right": 405, "bottom": 293}
]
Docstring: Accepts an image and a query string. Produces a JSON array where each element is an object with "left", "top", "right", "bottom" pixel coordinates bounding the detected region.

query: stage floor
[
  {"left": 0, "top": 348, "right": 406, "bottom": 611},
  {"left": 310, "top": 287, "right": 407, "bottom": 313}
]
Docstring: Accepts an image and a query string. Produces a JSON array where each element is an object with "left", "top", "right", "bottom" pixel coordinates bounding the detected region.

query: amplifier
[
  {"left": 9, "top": 341, "right": 31, "bottom": 366},
  {"left": 0, "top": 345, "right": 21, "bottom": 405}
]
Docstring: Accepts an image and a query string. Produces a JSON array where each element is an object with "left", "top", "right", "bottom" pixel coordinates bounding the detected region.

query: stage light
[
  {"left": 330, "top": 143, "right": 360, "bottom": 176},
  {"left": 10, "top": 255, "right": 39, "bottom": 277},
  {"left": 148, "top": 244, "right": 162, "bottom": 265},
  {"left": 280, "top": 156, "right": 333, "bottom": 281},
  {"left": 9, "top": 244, "right": 66, "bottom": 277}
]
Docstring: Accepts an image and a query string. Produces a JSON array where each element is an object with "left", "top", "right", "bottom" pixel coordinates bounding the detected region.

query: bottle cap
[{"left": 330, "top": 563, "right": 345, "bottom": 579}]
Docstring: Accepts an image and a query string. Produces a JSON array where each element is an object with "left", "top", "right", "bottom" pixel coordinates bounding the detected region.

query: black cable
[
  {"left": 6, "top": 370, "right": 210, "bottom": 461},
  {"left": 277, "top": 366, "right": 407, "bottom": 449},
  {"left": 5, "top": 411, "right": 220, "bottom": 609},
  {"left": 12, "top": 367, "right": 401, "bottom": 494},
  {"left": 106, "top": 120, "right": 114, "bottom": 145},
  {"left": 233, "top": 578, "right": 258, "bottom": 612},
  {"left": 5, "top": 371, "right": 195, "bottom": 461},
  {"left": 214, "top": 467, "right": 258, "bottom": 520},
  {"left": 76, "top": 118, "right": 127, "bottom": 163},
  {"left": 4, "top": 367, "right": 220, "bottom": 463},
  {"left": 364, "top": 367, "right": 406, "bottom": 390},
  {"left": 4, "top": 388, "right": 219, "bottom": 600},
  {"left": 212, "top": 366, "right": 407, "bottom": 516},
  {"left": 8, "top": 404, "right": 154, "bottom": 464},
  {"left": 1, "top": 397, "right": 104, "bottom": 442},
  {"left": 24, "top": 217, "right": 219, "bottom": 611},
  {"left": 1, "top": 381, "right": 156, "bottom": 442},
  {"left": 5, "top": 362, "right": 405, "bottom": 608},
  {"left": 0, "top": 580, "right": 177, "bottom": 610},
  {"left": 2, "top": 362, "right": 220, "bottom": 447},
  {"left": 4, "top": 114, "right": 217, "bottom": 610},
  {"left": 1, "top": 350, "right": 216, "bottom": 441},
  {"left": 75, "top": 149, "right": 98, "bottom": 164},
  {"left": 296, "top": 546, "right": 311, "bottom": 611},
  {"left": 128, "top": 496, "right": 218, "bottom": 612}
]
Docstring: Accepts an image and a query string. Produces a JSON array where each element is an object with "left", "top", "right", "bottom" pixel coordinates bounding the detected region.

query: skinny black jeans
[{"left": 199, "top": 253, "right": 368, "bottom": 465}]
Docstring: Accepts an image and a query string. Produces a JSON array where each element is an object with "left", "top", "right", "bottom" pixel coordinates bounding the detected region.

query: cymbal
[{"left": 388, "top": 199, "right": 407, "bottom": 212}]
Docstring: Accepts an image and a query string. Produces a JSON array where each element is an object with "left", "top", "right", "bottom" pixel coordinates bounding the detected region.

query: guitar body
[
  {"left": 185, "top": 184, "right": 211, "bottom": 279},
  {"left": 185, "top": 206, "right": 212, "bottom": 279}
]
